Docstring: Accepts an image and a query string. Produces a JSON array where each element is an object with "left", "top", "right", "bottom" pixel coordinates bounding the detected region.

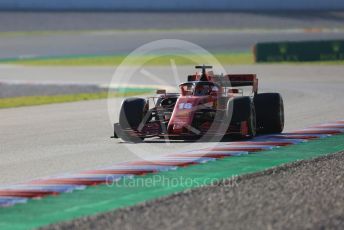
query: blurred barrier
[
  {"left": 0, "top": 0, "right": 344, "bottom": 11},
  {"left": 254, "top": 40, "right": 344, "bottom": 62}
]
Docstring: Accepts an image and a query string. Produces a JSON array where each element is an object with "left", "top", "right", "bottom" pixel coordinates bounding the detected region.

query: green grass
[
  {"left": 0, "top": 90, "right": 152, "bottom": 109},
  {"left": 2, "top": 52, "right": 344, "bottom": 66},
  {"left": 0, "top": 53, "right": 254, "bottom": 66}
]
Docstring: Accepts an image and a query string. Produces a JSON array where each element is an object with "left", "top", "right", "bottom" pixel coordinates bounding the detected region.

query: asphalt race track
[
  {"left": 1, "top": 12, "right": 344, "bottom": 59},
  {"left": 1, "top": 64, "right": 344, "bottom": 185},
  {"left": 1, "top": 11, "right": 344, "bottom": 32},
  {"left": 1, "top": 30, "right": 344, "bottom": 59}
]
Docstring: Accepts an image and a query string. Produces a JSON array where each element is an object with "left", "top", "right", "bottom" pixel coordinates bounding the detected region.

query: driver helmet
[{"left": 196, "top": 85, "right": 208, "bottom": 95}]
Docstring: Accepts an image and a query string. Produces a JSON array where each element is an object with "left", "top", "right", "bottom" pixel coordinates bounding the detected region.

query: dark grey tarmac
[
  {"left": 1, "top": 12, "right": 344, "bottom": 32},
  {"left": 2, "top": 30, "right": 344, "bottom": 59},
  {"left": 44, "top": 151, "right": 344, "bottom": 230},
  {"left": 1, "top": 65, "right": 344, "bottom": 185},
  {"left": 1, "top": 12, "right": 344, "bottom": 59}
]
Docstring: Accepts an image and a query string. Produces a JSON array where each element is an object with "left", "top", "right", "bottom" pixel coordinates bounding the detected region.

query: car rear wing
[
  {"left": 211, "top": 74, "right": 258, "bottom": 94},
  {"left": 187, "top": 73, "right": 258, "bottom": 94}
]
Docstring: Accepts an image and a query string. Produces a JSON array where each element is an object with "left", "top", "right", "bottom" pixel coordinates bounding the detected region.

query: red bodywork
[
  {"left": 115, "top": 67, "right": 259, "bottom": 140},
  {"left": 165, "top": 72, "right": 258, "bottom": 137},
  {"left": 168, "top": 96, "right": 213, "bottom": 135}
]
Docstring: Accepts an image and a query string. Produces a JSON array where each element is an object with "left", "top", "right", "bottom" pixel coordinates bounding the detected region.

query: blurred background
[
  {"left": 1, "top": 2, "right": 344, "bottom": 229},
  {"left": 0, "top": 0, "right": 344, "bottom": 60}
]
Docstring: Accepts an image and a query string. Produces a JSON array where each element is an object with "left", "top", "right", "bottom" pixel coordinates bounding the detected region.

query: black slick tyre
[{"left": 254, "top": 93, "right": 284, "bottom": 134}]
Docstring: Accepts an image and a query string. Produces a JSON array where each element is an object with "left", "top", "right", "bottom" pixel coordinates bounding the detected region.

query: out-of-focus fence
[{"left": 254, "top": 40, "right": 344, "bottom": 62}]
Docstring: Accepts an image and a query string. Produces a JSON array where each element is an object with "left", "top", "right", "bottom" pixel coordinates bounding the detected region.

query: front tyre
[{"left": 117, "top": 97, "right": 148, "bottom": 142}]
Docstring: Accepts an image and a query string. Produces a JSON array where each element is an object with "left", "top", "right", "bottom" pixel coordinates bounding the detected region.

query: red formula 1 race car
[{"left": 113, "top": 65, "right": 284, "bottom": 142}]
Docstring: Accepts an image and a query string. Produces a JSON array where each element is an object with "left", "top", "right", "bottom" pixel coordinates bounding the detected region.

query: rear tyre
[
  {"left": 227, "top": 96, "right": 256, "bottom": 139},
  {"left": 118, "top": 98, "right": 147, "bottom": 142},
  {"left": 254, "top": 93, "right": 284, "bottom": 134}
]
